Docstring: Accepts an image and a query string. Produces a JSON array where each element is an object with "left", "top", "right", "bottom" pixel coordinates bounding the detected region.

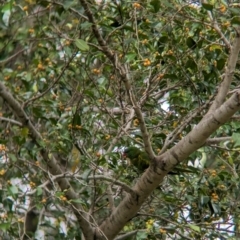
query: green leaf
[
  {"left": 21, "top": 127, "right": 29, "bottom": 137},
  {"left": 202, "top": 3, "right": 213, "bottom": 11},
  {"left": 200, "top": 195, "right": 210, "bottom": 205},
  {"left": 211, "top": 202, "right": 221, "bottom": 214},
  {"left": 136, "top": 231, "right": 148, "bottom": 239},
  {"left": 32, "top": 82, "right": 38, "bottom": 93},
  {"left": 8, "top": 153, "right": 17, "bottom": 162},
  {"left": 1, "top": 1, "right": 13, "bottom": 12},
  {"left": 231, "top": 17, "right": 240, "bottom": 26},
  {"left": 80, "top": 22, "right": 93, "bottom": 29},
  {"left": 72, "top": 113, "right": 81, "bottom": 126},
  {"left": 217, "top": 59, "right": 226, "bottom": 70},
  {"left": 36, "top": 187, "right": 43, "bottom": 196},
  {"left": 126, "top": 53, "right": 137, "bottom": 62},
  {"left": 188, "top": 224, "right": 201, "bottom": 232},
  {"left": 70, "top": 198, "right": 86, "bottom": 205},
  {"left": 82, "top": 169, "right": 92, "bottom": 180},
  {"left": 186, "top": 37, "right": 197, "bottom": 49},
  {"left": 75, "top": 39, "right": 89, "bottom": 51},
  {"left": 0, "top": 222, "right": 11, "bottom": 231},
  {"left": 8, "top": 185, "right": 18, "bottom": 197},
  {"left": 62, "top": 1, "right": 77, "bottom": 10},
  {"left": 229, "top": 7, "right": 240, "bottom": 16},
  {"left": 150, "top": 0, "right": 161, "bottom": 13},
  {"left": 232, "top": 133, "right": 240, "bottom": 147}
]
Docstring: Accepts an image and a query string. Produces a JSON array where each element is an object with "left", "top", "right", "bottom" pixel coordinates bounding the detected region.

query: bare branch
[
  {"left": 0, "top": 49, "right": 25, "bottom": 66},
  {"left": 45, "top": 0, "right": 88, "bottom": 20},
  {"left": 107, "top": 109, "right": 135, "bottom": 153},
  {"left": 115, "top": 230, "right": 140, "bottom": 240},
  {"left": 207, "top": 27, "right": 240, "bottom": 114},
  {"left": 205, "top": 137, "right": 232, "bottom": 145},
  {"left": 84, "top": 175, "right": 135, "bottom": 196},
  {"left": 207, "top": 12, "right": 231, "bottom": 50},
  {"left": 0, "top": 117, "right": 22, "bottom": 126}
]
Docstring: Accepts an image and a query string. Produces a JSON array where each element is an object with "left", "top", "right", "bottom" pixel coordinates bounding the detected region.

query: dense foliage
[{"left": 0, "top": 0, "right": 240, "bottom": 239}]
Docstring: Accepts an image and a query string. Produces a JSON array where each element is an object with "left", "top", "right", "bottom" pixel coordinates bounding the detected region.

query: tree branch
[
  {"left": 0, "top": 117, "right": 22, "bottom": 126},
  {"left": 0, "top": 81, "right": 94, "bottom": 239},
  {"left": 205, "top": 137, "right": 232, "bottom": 145},
  {"left": 79, "top": 0, "right": 155, "bottom": 160},
  {"left": 207, "top": 27, "right": 240, "bottom": 113},
  {"left": 0, "top": 49, "right": 25, "bottom": 66},
  {"left": 115, "top": 230, "right": 139, "bottom": 240},
  {"left": 207, "top": 11, "right": 231, "bottom": 50},
  {"left": 97, "top": 91, "right": 240, "bottom": 239}
]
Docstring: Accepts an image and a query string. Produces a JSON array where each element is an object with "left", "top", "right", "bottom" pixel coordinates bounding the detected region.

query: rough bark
[{"left": 97, "top": 92, "right": 240, "bottom": 239}]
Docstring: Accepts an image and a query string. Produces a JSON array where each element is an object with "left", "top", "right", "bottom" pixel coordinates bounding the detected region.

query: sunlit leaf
[
  {"left": 188, "top": 224, "right": 200, "bottom": 232},
  {"left": 202, "top": 3, "right": 213, "bottom": 11},
  {"left": 75, "top": 39, "right": 89, "bottom": 51}
]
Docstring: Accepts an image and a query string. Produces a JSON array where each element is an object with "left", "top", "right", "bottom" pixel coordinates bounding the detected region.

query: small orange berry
[
  {"left": 96, "top": 152, "right": 101, "bottom": 158},
  {"left": 37, "top": 63, "right": 44, "bottom": 70},
  {"left": 105, "top": 134, "right": 111, "bottom": 140},
  {"left": 219, "top": 4, "right": 226, "bottom": 13},
  {"left": 64, "top": 40, "right": 71, "bottom": 46},
  {"left": 133, "top": 3, "right": 141, "bottom": 9},
  {"left": 133, "top": 119, "right": 139, "bottom": 126},
  {"left": 23, "top": 6, "right": 28, "bottom": 11},
  {"left": 18, "top": 218, "right": 24, "bottom": 223},
  {"left": 28, "top": 28, "right": 34, "bottom": 34},
  {"left": 159, "top": 228, "right": 167, "bottom": 234},
  {"left": 0, "top": 169, "right": 5, "bottom": 176}
]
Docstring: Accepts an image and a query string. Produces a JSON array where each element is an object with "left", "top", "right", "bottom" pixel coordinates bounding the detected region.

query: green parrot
[
  {"left": 123, "top": 146, "right": 197, "bottom": 174},
  {"left": 123, "top": 147, "right": 149, "bottom": 172}
]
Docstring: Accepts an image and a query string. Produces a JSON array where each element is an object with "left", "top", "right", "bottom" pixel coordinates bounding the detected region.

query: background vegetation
[{"left": 1, "top": 0, "right": 240, "bottom": 239}]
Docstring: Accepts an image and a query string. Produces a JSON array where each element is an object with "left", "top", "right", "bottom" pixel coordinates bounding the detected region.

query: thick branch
[
  {"left": 97, "top": 91, "right": 240, "bottom": 239},
  {"left": 207, "top": 27, "right": 240, "bottom": 113}
]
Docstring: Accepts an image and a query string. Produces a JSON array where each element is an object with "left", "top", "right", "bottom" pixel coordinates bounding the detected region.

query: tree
[{"left": 0, "top": 0, "right": 240, "bottom": 239}]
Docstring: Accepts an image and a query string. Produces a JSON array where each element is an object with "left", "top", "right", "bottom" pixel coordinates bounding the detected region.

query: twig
[
  {"left": 0, "top": 49, "right": 25, "bottom": 65},
  {"left": 107, "top": 109, "right": 135, "bottom": 153},
  {"left": 160, "top": 95, "right": 214, "bottom": 154},
  {"left": 44, "top": 0, "right": 88, "bottom": 20},
  {"left": 0, "top": 117, "right": 22, "bottom": 126},
  {"left": 115, "top": 230, "right": 139, "bottom": 240},
  {"left": 205, "top": 137, "right": 231, "bottom": 145},
  {"left": 207, "top": 11, "right": 231, "bottom": 50},
  {"left": 84, "top": 175, "right": 135, "bottom": 196}
]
